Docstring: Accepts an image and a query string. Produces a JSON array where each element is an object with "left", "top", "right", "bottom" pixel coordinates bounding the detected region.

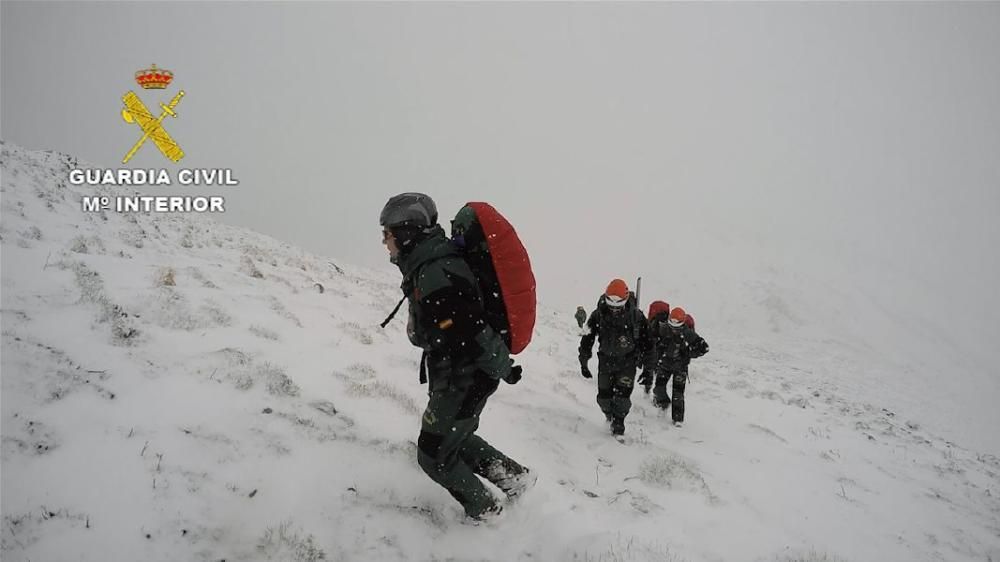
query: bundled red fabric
[
  {"left": 452, "top": 202, "right": 536, "bottom": 354},
  {"left": 647, "top": 300, "right": 670, "bottom": 320}
]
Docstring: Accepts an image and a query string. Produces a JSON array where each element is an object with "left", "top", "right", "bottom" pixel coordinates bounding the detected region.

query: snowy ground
[{"left": 2, "top": 141, "right": 999, "bottom": 561}]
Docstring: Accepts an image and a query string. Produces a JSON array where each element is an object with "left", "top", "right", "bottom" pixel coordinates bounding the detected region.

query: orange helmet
[
  {"left": 604, "top": 279, "right": 629, "bottom": 308},
  {"left": 668, "top": 307, "right": 687, "bottom": 327}
]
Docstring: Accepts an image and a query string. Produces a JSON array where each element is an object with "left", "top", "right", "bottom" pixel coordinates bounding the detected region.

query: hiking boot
[
  {"left": 611, "top": 417, "right": 625, "bottom": 436},
  {"left": 497, "top": 467, "right": 537, "bottom": 501},
  {"left": 673, "top": 420, "right": 683, "bottom": 428},
  {"left": 467, "top": 503, "right": 504, "bottom": 525},
  {"left": 484, "top": 460, "right": 536, "bottom": 501}
]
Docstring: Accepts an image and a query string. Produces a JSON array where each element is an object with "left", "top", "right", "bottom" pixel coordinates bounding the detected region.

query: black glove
[
  {"left": 504, "top": 364, "right": 523, "bottom": 385},
  {"left": 580, "top": 359, "right": 593, "bottom": 379}
]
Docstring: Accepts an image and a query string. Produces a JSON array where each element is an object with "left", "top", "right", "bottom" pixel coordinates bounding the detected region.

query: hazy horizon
[{"left": 3, "top": 2, "right": 999, "bottom": 343}]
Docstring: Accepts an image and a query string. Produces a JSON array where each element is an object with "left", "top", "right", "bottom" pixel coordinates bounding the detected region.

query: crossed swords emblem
[{"left": 121, "top": 90, "right": 185, "bottom": 164}]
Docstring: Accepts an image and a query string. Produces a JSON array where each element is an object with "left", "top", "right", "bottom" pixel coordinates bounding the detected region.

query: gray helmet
[{"left": 379, "top": 193, "right": 438, "bottom": 229}]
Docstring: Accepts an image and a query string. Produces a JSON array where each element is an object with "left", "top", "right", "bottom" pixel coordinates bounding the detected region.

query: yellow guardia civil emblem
[{"left": 121, "top": 64, "right": 185, "bottom": 164}]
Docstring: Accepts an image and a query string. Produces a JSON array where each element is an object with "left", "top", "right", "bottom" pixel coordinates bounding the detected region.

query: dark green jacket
[
  {"left": 646, "top": 313, "right": 709, "bottom": 371},
  {"left": 397, "top": 226, "right": 512, "bottom": 390},
  {"left": 579, "top": 293, "right": 652, "bottom": 370}
]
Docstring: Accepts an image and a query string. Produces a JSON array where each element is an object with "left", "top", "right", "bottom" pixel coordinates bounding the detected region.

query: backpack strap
[{"left": 380, "top": 295, "right": 407, "bottom": 328}]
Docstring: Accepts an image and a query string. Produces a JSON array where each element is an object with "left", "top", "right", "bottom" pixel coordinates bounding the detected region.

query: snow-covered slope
[{"left": 2, "top": 141, "right": 998, "bottom": 562}]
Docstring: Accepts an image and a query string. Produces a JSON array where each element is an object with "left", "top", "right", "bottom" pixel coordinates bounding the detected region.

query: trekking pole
[{"left": 635, "top": 276, "right": 642, "bottom": 308}]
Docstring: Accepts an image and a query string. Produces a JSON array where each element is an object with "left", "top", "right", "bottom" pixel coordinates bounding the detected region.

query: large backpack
[
  {"left": 647, "top": 300, "right": 670, "bottom": 320},
  {"left": 450, "top": 202, "right": 536, "bottom": 354}
]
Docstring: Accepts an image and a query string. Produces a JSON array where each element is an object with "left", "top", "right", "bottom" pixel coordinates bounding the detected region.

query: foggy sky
[{"left": 3, "top": 1, "right": 999, "bottom": 326}]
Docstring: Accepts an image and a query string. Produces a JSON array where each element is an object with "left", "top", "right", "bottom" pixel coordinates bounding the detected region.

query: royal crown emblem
[
  {"left": 121, "top": 64, "right": 185, "bottom": 163},
  {"left": 134, "top": 64, "right": 173, "bottom": 90}
]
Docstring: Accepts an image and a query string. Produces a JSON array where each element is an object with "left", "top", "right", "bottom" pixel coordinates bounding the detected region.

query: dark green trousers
[
  {"left": 652, "top": 366, "right": 688, "bottom": 422},
  {"left": 417, "top": 375, "right": 524, "bottom": 518},
  {"left": 596, "top": 355, "right": 637, "bottom": 422}
]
